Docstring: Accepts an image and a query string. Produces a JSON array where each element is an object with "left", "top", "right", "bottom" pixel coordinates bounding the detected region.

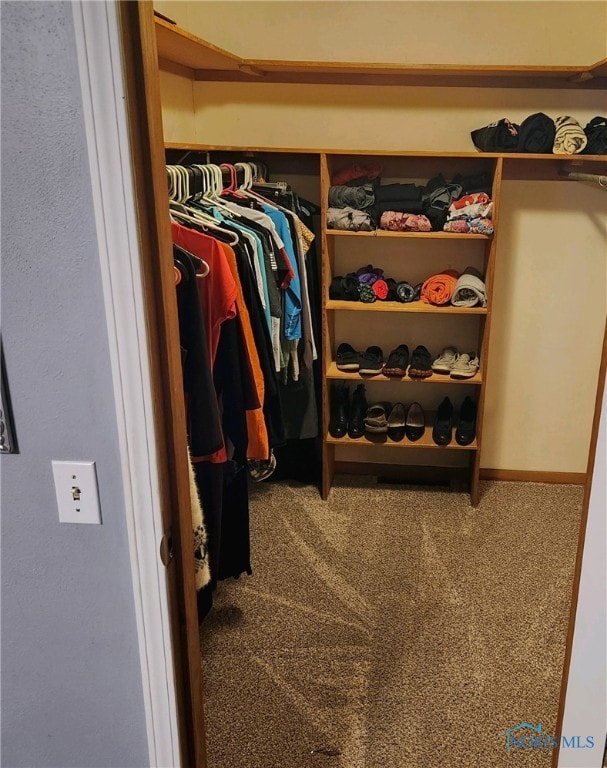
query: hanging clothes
[{"left": 168, "top": 160, "right": 321, "bottom": 621}]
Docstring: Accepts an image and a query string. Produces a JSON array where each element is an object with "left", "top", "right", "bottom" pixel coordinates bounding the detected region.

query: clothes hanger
[{"left": 170, "top": 201, "right": 240, "bottom": 246}]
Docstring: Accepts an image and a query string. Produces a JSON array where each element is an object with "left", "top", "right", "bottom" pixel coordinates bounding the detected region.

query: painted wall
[
  {"left": 156, "top": 1, "right": 607, "bottom": 472},
  {"left": 0, "top": 3, "right": 149, "bottom": 766},
  {"left": 558, "top": 379, "right": 607, "bottom": 767},
  {"left": 155, "top": 0, "right": 607, "bottom": 65}
]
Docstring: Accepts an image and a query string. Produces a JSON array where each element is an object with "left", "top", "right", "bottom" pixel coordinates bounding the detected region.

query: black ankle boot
[
  {"left": 348, "top": 384, "right": 368, "bottom": 439},
  {"left": 329, "top": 383, "right": 350, "bottom": 438}
]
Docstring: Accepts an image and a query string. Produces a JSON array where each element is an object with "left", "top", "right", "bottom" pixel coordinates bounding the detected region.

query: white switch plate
[{"left": 52, "top": 460, "right": 102, "bottom": 525}]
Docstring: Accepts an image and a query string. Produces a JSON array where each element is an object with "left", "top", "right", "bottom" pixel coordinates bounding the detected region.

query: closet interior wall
[{"left": 156, "top": 11, "right": 607, "bottom": 485}]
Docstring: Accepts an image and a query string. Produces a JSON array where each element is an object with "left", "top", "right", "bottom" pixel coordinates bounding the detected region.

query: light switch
[{"left": 52, "top": 460, "right": 102, "bottom": 525}]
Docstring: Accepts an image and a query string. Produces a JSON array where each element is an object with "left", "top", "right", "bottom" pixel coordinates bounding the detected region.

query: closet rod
[{"left": 559, "top": 170, "right": 607, "bottom": 186}]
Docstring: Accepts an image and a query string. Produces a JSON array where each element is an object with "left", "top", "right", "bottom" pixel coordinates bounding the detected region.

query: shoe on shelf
[
  {"left": 408, "top": 345, "right": 433, "bottom": 379},
  {"left": 336, "top": 342, "right": 360, "bottom": 371},
  {"left": 432, "top": 396, "right": 454, "bottom": 446},
  {"left": 450, "top": 352, "right": 480, "bottom": 379},
  {"left": 329, "top": 383, "right": 350, "bottom": 439},
  {"left": 348, "top": 384, "right": 368, "bottom": 439},
  {"left": 364, "top": 402, "right": 392, "bottom": 434},
  {"left": 387, "top": 403, "right": 406, "bottom": 441},
  {"left": 359, "top": 346, "right": 384, "bottom": 375},
  {"left": 431, "top": 346, "right": 458, "bottom": 374},
  {"left": 455, "top": 396, "right": 477, "bottom": 446},
  {"left": 405, "top": 402, "right": 425, "bottom": 442},
  {"left": 383, "top": 344, "right": 410, "bottom": 377}
]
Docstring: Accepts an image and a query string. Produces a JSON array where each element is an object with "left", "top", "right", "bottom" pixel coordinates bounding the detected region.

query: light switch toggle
[{"left": 52, "top": 461, "right": 102, "bottom": 525}]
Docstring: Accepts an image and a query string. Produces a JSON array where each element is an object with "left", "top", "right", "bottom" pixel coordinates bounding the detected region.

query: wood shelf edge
[{"left": 326, "top": 363, "right": 482, "bottom": 384}]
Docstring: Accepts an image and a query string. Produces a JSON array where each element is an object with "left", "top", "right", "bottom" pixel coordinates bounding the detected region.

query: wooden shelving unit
[
  {"left": 155, "top": 17, "right": 607, "bottom": 90},
  {"left": 320, "top": 152, "right": 505, "bottom": 504}
]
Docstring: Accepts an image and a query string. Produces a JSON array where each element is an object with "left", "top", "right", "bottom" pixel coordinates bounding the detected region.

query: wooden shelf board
[
  {"left": 164, "top": 143, "right": 607, "bottom": 163},
  {"left": 326, "top": 299, "right": 488, "bottom": 315},
  {"left": 326, "top": 362, "right": 482, "bottom": 384},
  {"left": 326, "top": 431, "right": 477, "bottom": 451},
  {"left": 326, "top": 229, "right": 491, "bottom": 240},
  {"left": 155, "top": 17, "right": 246, "bottom": 72},
  {"left": 155, "top": 21, "right": 607, "bottom": 89}
]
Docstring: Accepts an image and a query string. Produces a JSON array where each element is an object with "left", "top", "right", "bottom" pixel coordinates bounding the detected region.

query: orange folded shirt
[{"left": 421, "top": 269, "right": 460, "bottom": 305}]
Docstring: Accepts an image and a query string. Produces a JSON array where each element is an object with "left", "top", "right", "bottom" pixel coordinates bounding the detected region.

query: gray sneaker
[
  {"left": 431, "top": 346, "right": 458, "bottom": 374},
  {"left": 450, "top": 352, "right": 480, "bottom": 379}
]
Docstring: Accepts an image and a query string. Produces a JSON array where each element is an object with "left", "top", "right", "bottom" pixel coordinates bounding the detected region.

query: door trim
[{"left": 72, "top": 2, "right": 180, "bottom": 765}]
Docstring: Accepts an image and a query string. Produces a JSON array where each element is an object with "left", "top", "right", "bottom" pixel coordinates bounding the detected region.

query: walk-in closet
[{"left": 125, "top": 2, "right": 607, "bottom": 766}]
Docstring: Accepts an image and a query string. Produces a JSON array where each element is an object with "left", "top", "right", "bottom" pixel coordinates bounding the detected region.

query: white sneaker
[
  {"left": 432, "top": 347, "right": 458, "bottom": 374},
  {"left": 450, "top": 352, "right": 480, "bottom": 379}
]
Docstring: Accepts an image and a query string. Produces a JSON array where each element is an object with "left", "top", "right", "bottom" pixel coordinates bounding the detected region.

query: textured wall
[
  {"left": 154, "top": 0, "right": 607, "bottom": 64},
  {"left": 0, "top": 3, "right": 149, "bottom": 766}
]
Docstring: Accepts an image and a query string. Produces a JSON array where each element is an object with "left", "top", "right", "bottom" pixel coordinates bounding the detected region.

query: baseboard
[{"left": 479, "top": 469, "right": 586, "bottom": 485}]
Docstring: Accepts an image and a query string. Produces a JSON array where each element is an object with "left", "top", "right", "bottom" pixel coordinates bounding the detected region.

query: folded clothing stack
[
  {"left": 471, "top": 113, "right": 606, "bottom": 155},
  {"left": 380, "top": 211, "right": 432, "bottom": 232},
  {"left": 327, "top": 163, "right": 383, "bottom": 232},
  {"left": 443, "top": 191, "right": 494, "bottom": 235},
  {"left": 373, "top": 171, "right": 494, "bottom": 233},
  {"left": 329, "top": 264, "right": 422, "bottom": 304},
  {"left": 327, "top": 164, "right": 381, "bottom": 232},
  {"left": 451, "top": 266, "right": 487, "bottom": 307},
  {"left": 421, "top": 269, "right": 460, "bottom": 305}
]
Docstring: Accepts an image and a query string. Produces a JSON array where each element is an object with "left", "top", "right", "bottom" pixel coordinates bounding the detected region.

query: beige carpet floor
[{"left": 200, "top": 478, "right": 582, "bottom": 768}]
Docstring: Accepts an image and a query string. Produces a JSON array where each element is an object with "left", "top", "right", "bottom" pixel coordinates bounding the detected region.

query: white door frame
[{"left": 72, "top": 2, "right": 179, "bottom": 765}]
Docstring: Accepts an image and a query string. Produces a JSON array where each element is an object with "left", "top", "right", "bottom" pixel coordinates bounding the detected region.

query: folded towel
[
  {"left": 443, "top": 218, "right": 494, "bottom": 236},
  {"left": 327, "top": 207, "right": 373, "bottom": 232},
  {"left": 421, "top": 270, "right": 460, "bottom": 305},
  {"left": 583, "top": 116, "right": 607, "bottom": 155},
  {"left": 380, "top": 211, "right": 432, "bottom": 232},
  {"left": 517, "top": 112, "right": 556, "bottom": 153},
  {"left": 553, "top": 116, "right": 587, "bottom": 155},
  {"left": 451, "top": 266, "right": 487, "bottom": 307},
  {"left": 329, "top": 184, "right": 375, "bottom": 210},
  {"left": 471, "top": 118, "right": 519, "bottom": 152},
  {"left": 395, "top": 281, "right": 422, "bottom": 303}
]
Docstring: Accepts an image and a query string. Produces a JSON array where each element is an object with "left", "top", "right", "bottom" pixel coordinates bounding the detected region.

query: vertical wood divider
[
  {"left": 471, "top": 157, "right": 504, "bottom": 505},
  {"left": 320, "top": 153, "right": 334, "bottom": 499}
]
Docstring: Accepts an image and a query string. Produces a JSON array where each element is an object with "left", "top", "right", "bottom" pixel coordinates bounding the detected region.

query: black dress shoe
[
  {"left": 432, "top": 397, "right": 453, "bottom": 445},
  {"left": 405, "top": 402, "right": 425, "bottom": 442},
  {"left": 329, "top": 383, "right": 349, "bottom": 438},
  {"left": 348, "top": 384, "right": 368, "bottom": 438},
  {"left": 456, "top": 396, "right": 477, "bottom": 446},
  {"left": 387, "top": 403, "right": 406, "bottom": 441}
]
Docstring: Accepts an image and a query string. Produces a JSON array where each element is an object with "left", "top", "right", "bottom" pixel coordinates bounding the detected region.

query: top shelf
[{"left": 155, "top": 18, "right": 607, "bottom": 90}]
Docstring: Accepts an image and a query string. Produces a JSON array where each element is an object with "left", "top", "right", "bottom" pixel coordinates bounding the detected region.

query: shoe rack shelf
[
  {"left": 326, "top": 362, "right": 483, "bottom": 385},
  {"left": 326, "top": 300, "right": 488, "bottom": 315},
  {"left": 326, "top": 432, "right": 478, "bottom": 451},
  {"left": 320, "top": 152, "right": 503, "bottom": 504}
]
